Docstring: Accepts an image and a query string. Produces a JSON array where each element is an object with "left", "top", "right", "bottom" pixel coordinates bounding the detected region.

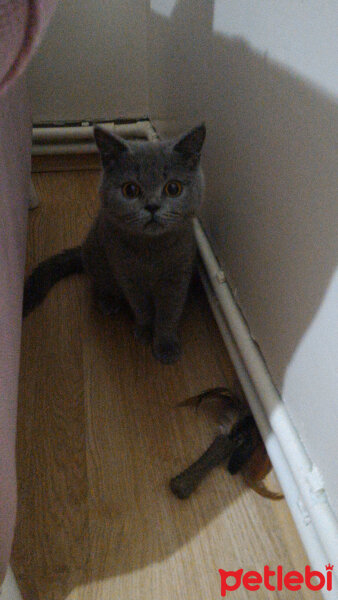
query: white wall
[
  {"left": 212, "top": 0, "right": 338, "bottom": 98},
  {"left": 28, "top": 0, "right": 149, "bottom": 124},
  {"left": 149, "top": 0, "right": 338, "bottom": 518},
  {"left": 148, "top": 0, "right": 212, "bottom": 131}
]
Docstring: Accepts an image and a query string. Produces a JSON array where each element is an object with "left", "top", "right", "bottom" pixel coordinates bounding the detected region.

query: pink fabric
[
  {"left": 0, "top": 0, "right": 58, "bottom": 583},
  {"left": 0, "top": 0, "right": 58, "bottom": 95},
  {"left": 0, "top": 77, "right": 31, "bottom": 582}
]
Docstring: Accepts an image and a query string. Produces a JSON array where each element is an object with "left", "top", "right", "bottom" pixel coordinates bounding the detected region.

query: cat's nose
[{"left": 145, "top": 204, "right": 160, "bottom": 215}]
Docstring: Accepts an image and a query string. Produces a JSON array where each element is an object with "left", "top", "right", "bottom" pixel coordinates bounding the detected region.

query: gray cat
[{"left": 23, "top": 124, "right": 206, "bottom": 364}]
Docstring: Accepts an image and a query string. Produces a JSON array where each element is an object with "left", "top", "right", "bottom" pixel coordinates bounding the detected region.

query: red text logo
[{"left": 218, "top": 564, "right": 334, "bottom": 596}]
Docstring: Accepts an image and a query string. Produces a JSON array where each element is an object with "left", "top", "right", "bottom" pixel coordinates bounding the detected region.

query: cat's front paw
[{"left": 153, "top": 336, "right": 181, "bottom": 364}]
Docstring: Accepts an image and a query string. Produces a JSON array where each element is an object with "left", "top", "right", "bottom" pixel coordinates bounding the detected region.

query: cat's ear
[
  {"left": 173, "top": 123, "right": 206, "bottom": 167},
  {"left": 94, "top": 126, "right": 129, "bottom": 167}
]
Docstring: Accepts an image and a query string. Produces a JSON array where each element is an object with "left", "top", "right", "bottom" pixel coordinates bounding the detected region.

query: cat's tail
[{"left": 23, "top": 246, "right": 83, "bottom": 318}]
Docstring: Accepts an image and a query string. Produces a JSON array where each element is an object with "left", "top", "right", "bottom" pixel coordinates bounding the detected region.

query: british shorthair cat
[{"left": 24, "top": 124, "right": 206, "bottom": 364}]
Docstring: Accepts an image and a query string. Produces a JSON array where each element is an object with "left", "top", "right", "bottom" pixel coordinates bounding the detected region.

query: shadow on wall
[
  {"left": 150, "top": 0, "right": 338, "bottom": 390},
  {"left": 150, "top": 0, "right": 338, "bottom": 529},
  {"left": 199, "top": 29, "right": 338, "bottom": 521},
  {"left": 150, "top": 0, "right": 337, "bottom": 392},
  {"left": 148, "top": 0, "right": 214, "bottom": 130},
  {"left": 200, "top": 32, "right": 338, "bottom": 391},
  {"left": 11, "top": 1, "right": 338, "bottom": 598}
]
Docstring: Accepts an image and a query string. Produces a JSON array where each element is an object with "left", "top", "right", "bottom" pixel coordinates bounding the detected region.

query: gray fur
[{"left": 82, "top": 124, "right": 206, "bottom": 364}]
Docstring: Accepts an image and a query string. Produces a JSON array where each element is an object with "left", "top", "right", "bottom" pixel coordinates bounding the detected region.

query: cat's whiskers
[
  {"left": 158, "top": 211, "right": 186, "bottom": 224},
  {"left": 123, "top": 213, "right": 146, "bottom": 225}
]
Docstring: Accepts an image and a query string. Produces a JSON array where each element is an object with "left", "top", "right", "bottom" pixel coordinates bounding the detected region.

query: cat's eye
[
  {"left": 122, "top": 182, "right": 141, "bottom": 199},
  {"left": 164, "top": 180, "right": 183, "bottom": 197}
]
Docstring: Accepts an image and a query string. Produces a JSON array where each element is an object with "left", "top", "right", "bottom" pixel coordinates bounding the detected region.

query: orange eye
[
  {"left": 164, "top": 181, "right": 183, "bottom": 197},
  {"left": 122, "top": 182, "right": 141, "bottom": 199}
]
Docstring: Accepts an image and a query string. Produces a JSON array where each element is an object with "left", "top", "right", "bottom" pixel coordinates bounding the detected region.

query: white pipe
[
  {"left": 194, "top": 218, "right": 338, "bottom": 578},
  {"left": 32, "top": 120, "right": 157, "bottom": 144}
]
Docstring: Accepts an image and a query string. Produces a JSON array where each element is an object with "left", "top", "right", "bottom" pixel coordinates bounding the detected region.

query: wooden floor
[{"left": 13, "top": 165, "right": 314, "bottom": 599}]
